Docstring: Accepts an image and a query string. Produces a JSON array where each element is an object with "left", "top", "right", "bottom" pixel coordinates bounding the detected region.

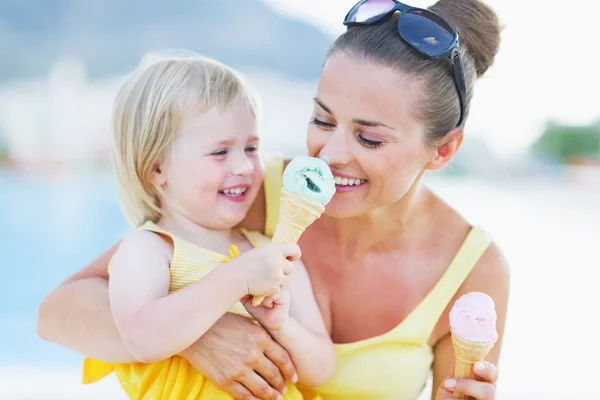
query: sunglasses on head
[{"left": 344, "top": 0, "right": 467, "bottom": 127}]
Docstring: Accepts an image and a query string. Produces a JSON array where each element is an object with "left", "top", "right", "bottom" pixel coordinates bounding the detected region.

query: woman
[{"left": 37, "top": 0, "right": 509, "bottom": 399}]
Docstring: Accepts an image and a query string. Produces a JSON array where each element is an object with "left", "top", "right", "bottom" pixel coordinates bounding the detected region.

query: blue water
[{"left": 0, "top": 170, "right": 129, "bottom": 366}]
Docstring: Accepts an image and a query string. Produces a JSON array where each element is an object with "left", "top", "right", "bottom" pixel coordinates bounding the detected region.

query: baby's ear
[
  {"left": 425, "top": 128, "right": 463, "bottom": 171},
  {"left": 152, "top": 163, "right": 167, "bottom": 189}
]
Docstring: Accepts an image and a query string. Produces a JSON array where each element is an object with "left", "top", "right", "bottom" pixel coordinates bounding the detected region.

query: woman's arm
[
  {"left": 36, "top": 241, "right": 137, "bottom": 362},
  {"left": 433, "top": 242, "right": 510, "bottom": 400}
]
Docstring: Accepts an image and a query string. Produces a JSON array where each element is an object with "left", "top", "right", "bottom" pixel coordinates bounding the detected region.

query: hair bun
[{"left": 429, "top": 0, "right": 501, "bottom": 77}]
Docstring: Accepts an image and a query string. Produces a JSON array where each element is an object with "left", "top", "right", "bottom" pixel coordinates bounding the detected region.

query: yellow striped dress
[{"left": 81, "top": 219, "right": 316, "bottom": 399}]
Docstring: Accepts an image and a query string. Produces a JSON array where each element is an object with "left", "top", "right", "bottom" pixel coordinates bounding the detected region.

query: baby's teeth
[{"left": 224, "top": 188, "right": 246, "bottom": 195}]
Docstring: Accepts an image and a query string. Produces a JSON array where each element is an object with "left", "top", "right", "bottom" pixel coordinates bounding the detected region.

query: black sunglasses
[{"left": 344, "top": 0, "right": 467, "bottom": 127}]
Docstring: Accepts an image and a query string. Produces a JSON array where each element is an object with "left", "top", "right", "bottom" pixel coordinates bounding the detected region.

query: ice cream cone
[
  {"left": 451, "top": 328, "right": 495, "bottom": 399},
  {"left": 448, "top": 292, "right": 498, "bottom": 399},
  {"left": 271, "top": 189, "right": 325, "bottom": 244},
  {"left": 251, "top": 189, "right": 325, "bottom": 306},
  {"left": 251, "top": 156, "right": 334, "bottom": 307}
]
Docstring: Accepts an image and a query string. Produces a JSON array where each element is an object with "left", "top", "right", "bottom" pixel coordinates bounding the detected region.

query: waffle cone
[
  {"left": 451, "top": 328, "right": 496, "bottom": 399},
  {"left": 252, "top": 189, "right": 325, "bottom": 306},
  {"left": 271, "top": 189, "right": 325, "bottom": 245}
]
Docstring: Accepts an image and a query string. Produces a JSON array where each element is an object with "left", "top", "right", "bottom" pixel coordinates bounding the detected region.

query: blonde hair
[{"left": 112, "top": 51, "right": 260, "bottom": 227}]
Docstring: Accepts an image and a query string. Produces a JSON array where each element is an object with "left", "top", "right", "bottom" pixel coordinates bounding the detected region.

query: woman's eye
[
  {"left": 310, "top": 118, "right": 335, "bottom": 128},
  {"left": 357, "top": 135, "right": 383, "bottom": 149},
  {"left": 245, "top": 145, "right": 258, "bottom": 153},
  {"left": 211, "top": 149, "right": 227, "bottom": 156}
]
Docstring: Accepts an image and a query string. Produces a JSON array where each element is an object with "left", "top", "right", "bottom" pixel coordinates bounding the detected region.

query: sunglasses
[{"left": 344, "top": 0, "right": 467, "bottom": 127}]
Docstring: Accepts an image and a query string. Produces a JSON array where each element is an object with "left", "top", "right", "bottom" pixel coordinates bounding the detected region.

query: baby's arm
[
  {"left": 109, "top": 230, "right": 246, "bottom": 363},
  {"left": 268, "top": 261, "right": 335, "bottom": 387}
]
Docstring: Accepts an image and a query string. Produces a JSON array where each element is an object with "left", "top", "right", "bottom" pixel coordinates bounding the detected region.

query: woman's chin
[{"left": 324, "top": 201, "right": 365, "bottom": 219}]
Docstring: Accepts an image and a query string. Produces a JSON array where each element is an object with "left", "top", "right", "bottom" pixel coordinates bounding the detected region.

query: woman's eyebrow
[
  {"left": 313, "top": 97, "right": 394, "bottom": 130},
  {"left": 352, "top": 118, "right": 395, "bottom": 130},
  {"left": 313, "top": 97, "right": 332, "bottom": 114}
]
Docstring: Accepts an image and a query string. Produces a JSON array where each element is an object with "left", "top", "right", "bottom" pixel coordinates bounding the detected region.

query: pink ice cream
[{"left": 450, "top": 292, "right": 498, "bottom": 343}]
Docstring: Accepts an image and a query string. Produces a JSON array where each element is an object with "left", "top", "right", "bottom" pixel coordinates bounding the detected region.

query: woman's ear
[{"left": 426, "top": 128, "right": 464, "bottom": 171}]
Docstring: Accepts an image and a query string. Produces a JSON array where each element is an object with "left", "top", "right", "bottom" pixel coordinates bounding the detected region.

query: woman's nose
[{"left": 319, "top": 129, "right": 352, "bottom": 166}]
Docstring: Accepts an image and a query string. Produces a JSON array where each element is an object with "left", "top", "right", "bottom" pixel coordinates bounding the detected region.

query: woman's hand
[
  {"left": 435, "top": 361, "right": 499, "bottom": 399},
  {"left": 180, "top": 312, "right": 298, "bottom": 400}
]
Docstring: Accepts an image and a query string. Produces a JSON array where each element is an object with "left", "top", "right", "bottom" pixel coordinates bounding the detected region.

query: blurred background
[{"left": 1, "top": 0, "right": 598, "bottom": 399}]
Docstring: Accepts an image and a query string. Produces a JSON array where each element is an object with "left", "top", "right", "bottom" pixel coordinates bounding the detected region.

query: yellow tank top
[{"left": 261, "top": 155, "right": 493, "bottom": 400}]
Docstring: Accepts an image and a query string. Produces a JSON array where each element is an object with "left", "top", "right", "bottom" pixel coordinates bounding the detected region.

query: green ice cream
[{"left": 282, "top": 156, "right": 335, "bottom": 206}]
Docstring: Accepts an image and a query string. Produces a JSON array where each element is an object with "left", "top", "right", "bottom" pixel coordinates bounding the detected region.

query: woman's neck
[
  {"left": 325, "top": 180, "right": 432, "bottom": 257},
  {"left": 156, "top": 209, "right": 236, "bottom": 255}
]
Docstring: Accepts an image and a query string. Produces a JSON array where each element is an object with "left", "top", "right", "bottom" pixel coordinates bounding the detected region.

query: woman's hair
[
  {"left": 328, "top": 0, "right": 501, "bottom": 144},
  {"left": 112, "top": 52, "right": 260, "bottom": 227}
]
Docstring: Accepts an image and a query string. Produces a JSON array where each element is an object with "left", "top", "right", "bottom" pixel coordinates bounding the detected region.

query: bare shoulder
[
  {"left": 463, "top": 240, "right": 510, "bottom": 299},
  {"left": 237, "top": 158, "right": 292, "bottom": 232},
  {"left": 114, "top": 229, "right": 172, "bottom": 263},
  {"left": 428, "top": 187, "right": 511, "bottom": 294}
]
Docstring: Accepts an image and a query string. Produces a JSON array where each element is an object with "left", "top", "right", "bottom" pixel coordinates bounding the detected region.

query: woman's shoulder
[
  {"left": 462, "top": 240, "right": 510, "bottom": 299},
  {"left": 237, "top": 154, "right": 291, "bottom": 234},
  {"left": 427, "top": 187, "right": 510, "bottom": 302}
]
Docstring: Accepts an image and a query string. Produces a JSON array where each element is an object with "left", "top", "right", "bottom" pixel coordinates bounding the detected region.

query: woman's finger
[
  {"left": 436, "top": 387, "right": 454, "bottom": 399},
  {"left": 473, "top": 361, "right": 499, "bottom": 384},
  {"left": 443, "top": 377, "right": 496, "bottom": 399},
  {"left": 260, "top": 335, "right": 297, "bottom": 386},
  {"left": 238, "top": 371, "right": 283, "bottom": 400},
  {"left": 225, "top": 381, "right": 262, "bottom": 400}
]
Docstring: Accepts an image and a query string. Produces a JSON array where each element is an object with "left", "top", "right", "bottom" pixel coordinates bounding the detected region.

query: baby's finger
[
  {"left": 278, "top": 243, "right": 302, "bottom": 262},
  {"left": 281, "top": 260, "right": 296, "bottom": 276},
  {"left": 262, "top": 297, "right": 274, "bottom": 308},
  {"left": 251, "top": 286, "right": 281, "bottom": 307},
  {"left": 473, "top": 361, "right": 499, "bottom": 384},
  {"left": 262, "top": 292, "right": 281, "bottom": 308}
]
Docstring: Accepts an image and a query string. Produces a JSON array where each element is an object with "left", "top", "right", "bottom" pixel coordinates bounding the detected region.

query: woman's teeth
[
  {"left": 333, "top": 176, "right": 366, "bottom": 186},
  {"left": 222, "top": 188, "right": 246, "bottom": 196}
]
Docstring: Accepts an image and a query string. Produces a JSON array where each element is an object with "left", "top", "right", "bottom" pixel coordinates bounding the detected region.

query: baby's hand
[
  {"left": 243, "top": 286, "right": 291, "bottom": 332},
  {"left": 231, "top": 243, "right": 299, "bottom": 298}
]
